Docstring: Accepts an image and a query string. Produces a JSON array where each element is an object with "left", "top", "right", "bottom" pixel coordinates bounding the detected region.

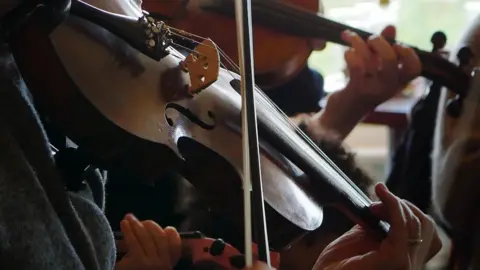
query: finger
[
  {"left": 126, "top": 214, "right": 158, "bottom": 258},
  {"left": 165, "top": 226, "right": 182, "bottom": 264},
  {"left": 400, "top": 199, "right": 422, "bottom": 268},
  {"left": 344, "top": 49, "right": 366, "bottom": 78},
  {"left": 342, "top": 30, "right": 372, "bottom": 65},
  {"left": 312, "top": 225, "right": 382, "bottom": 268},
  {"left": 403, "top": 200, "right": 442, "bottom": 261},
  {"left": 310, "top": 38, "right": 326, "bottom": 51},
  {"left": 380, "top": 25, "right": 396, "bottom": 40},
  {"left": 401, "top": 200, "right": 422, "bottom": 243},
  {"left": 367, "top": 35, "right": 397, "bottom": 72},
  {"left": 394, "top": 45, "right": 422, "bottom": 84},
  {"left": 116, "top": 239, "right": 127, "bottom": 254},
  {"left": 142, "top": 220, "right": 170, "bottom": 265},
  {"left": 120, "top": 218, "right": 143, "bottom": 255},
  {"left": 374, "top": 183, "right": 409, "bottom": 249},
  {"left": 370, "top": 201, "right": 419, "bottom": 254},
  {"left": 369, "top": 201, "right": 386, "bottom": 219}
]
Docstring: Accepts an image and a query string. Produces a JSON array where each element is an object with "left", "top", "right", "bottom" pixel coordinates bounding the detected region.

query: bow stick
[{"left": 234, "top": 0, "right": 270, "bottom": 267}]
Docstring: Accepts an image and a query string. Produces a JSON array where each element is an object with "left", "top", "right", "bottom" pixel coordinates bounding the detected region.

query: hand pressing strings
[
  {"left": 306, "top": 25, "right": 422, "bottom": 142},
  {"left": 313, "top": 183, "right": 442, "bottom": 270},
  {"left": 341, "top": 25, "right": 421, "bottom": 108}
]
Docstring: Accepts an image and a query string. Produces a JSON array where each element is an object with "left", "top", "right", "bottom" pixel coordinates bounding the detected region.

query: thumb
[{"left": 381, "top": 25, "right": 396, "bottom": 40}]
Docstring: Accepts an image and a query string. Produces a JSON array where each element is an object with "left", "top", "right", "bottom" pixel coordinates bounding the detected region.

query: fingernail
[
  {"left": 125, "top": 213, "right": 138, "bottom": 221},
  {"left": 342, "top": 30, "right": 352, "bottom": 38},
  {"left": 376, "top": 182, "right": 388, "bottom": 192},
  {"left": 370, "top": 201, "right": 382, "bottom": 207}
]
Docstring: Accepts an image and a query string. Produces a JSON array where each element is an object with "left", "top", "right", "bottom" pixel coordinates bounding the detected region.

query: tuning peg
[{"left": 431, "top": 31, "right": 447, "bottom": 52}]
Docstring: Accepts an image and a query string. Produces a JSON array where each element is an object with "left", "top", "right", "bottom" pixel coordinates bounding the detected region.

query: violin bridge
[{"left": 180, "top": 39, "right": 220, "bottom": 96}]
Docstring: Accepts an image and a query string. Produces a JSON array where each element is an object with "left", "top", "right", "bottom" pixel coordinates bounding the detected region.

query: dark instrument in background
[
  {"left": 386, "top": 31, "right": 469, "bottom": 213},
  {"left": 2, "top": 0, "right": 467, "bottom": 266}
]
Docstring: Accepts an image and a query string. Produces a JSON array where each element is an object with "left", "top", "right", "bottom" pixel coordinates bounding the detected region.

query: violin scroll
[{"left": 446, "top": 46, "right": 475, "bottom": 118}]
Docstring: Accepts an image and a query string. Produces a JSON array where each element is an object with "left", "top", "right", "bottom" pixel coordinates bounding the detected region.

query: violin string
[
  {"left": 167, "top": 27, "right": 293, "bottom": 119},
  {"left": 167, "top": 25, "right": 356, "bottom": 176},
  {"left": 164, "top": 25, "right": 371, "bottom": 203},
  {"left": 168, "top": 28, "right": 299, "bottom": 138}
]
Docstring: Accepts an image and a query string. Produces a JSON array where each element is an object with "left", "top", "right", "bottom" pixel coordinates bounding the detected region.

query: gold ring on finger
[{"left": 407, "top": 238, "right": 423, "bottom": 246}]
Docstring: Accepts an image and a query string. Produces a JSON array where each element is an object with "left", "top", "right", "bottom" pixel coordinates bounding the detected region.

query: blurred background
[
  {"left": 309, "top": 0, "right": 477, "bottom": 182},
  {"left": 309, "top": 2, "right": 476, "bottom": 268}
]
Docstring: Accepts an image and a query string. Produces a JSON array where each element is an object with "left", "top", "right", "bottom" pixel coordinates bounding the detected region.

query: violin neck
[
  {"left": 200, "top": 0, "right": 368, "bottom": 44},
  {"left": 200, "top": 0, "right": 469, "bottom": 96}
]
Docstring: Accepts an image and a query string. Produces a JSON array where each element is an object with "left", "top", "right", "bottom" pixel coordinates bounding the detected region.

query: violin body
[
  {"left": 142, "top": 0, "right": 321, "bottom": 87},
  {"left": 9, "top": 0, "right": 395, "bottom": 260},
  {"left": 11, "top": 0, "right": 324, "bottom": 250}
]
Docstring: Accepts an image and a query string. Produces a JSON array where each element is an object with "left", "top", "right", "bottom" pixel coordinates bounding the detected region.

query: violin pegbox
[{"left": 180, "top": 39, "right": 220, "bottom": 96}]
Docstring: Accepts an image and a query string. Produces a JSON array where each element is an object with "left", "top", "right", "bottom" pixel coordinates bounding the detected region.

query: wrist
[
  {"left": 328, "top": 88, "right": 377, "bottom": 115},
  {"left": 315, "top": 90, "right": 374, "bottom": 140},
  {"left": 299, "top": 113, "right": 342, "bottom": 143}
]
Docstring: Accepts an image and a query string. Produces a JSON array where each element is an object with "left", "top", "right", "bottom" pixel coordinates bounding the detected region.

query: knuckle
[
  {"left": 368, "top": 34, "right": 381, "bottom": 42},
  {"left": 143, "top": 220, "right": 157, "bottom": 226},
  {"left": 349, "top": 31, "right": 361, "bottom": 39},
  {"left": 412, "top": 216, "right": 422, "bottom": 232}
]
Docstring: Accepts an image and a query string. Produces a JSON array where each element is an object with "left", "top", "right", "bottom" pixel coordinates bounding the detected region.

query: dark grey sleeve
[{"left": 0, "top": 48, "right": 115, "bottom": 270}]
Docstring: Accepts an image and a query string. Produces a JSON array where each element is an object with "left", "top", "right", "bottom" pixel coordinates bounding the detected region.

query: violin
[
  {"left": 2, "top": 0, "right": 470, "bottom": 267},
  {"left": 114, "top": 231, "right": 281, "bottom": 269},
  {"left": 141, "top": 0, "right": 323, "bottom": 88}
]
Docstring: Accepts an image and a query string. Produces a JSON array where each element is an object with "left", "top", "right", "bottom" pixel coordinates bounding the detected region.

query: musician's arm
[{"left": 294, "top": 90, "right": 373, "bottom": 142}]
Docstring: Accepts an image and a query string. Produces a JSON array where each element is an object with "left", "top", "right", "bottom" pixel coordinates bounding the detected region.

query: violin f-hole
[{"left": 165, "top": 103, "right": 216, "bottom": 130}]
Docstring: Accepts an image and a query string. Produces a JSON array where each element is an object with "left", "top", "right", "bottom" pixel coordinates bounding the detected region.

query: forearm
[{"left": 306, "top": 89, "right": 376, "bottom": 142}]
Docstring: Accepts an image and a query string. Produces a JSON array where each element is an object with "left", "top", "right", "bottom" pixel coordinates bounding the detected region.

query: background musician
[{"left": 431, "top": 15, "right": 480, "bottom": 269}]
